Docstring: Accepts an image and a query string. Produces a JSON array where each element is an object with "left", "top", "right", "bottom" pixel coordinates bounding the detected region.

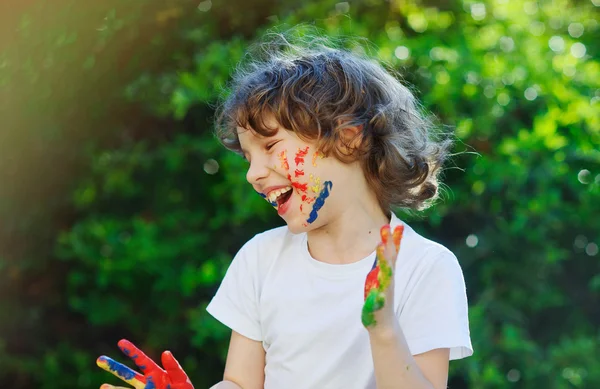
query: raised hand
[
  {"left": 96, "top": 339, "right": 194, "bottom": 389},
  {"left": 362, "top": 224, "right": 404, "bottom": 329}
]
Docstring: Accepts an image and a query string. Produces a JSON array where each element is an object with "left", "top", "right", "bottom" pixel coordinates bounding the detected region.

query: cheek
[
  {"left": 277, "top": 150, "right": 290, "bottom": 171},
  {"left": 305, "top": 180, "right": 333, "bottom": 224},
  {"left": 285, "top": 147, "right": 332, "bottom": 223}
]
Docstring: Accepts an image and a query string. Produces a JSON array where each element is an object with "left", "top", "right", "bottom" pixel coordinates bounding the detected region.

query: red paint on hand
[
  {"left": 97, "top": 339, "right": 194, "bottom": 389},
  {"left": 364, "top": 263, "right": 380, "bottom": 300}
]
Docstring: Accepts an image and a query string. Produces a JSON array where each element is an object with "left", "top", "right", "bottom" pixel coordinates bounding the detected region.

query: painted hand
[
  {"left": 96, "top": 339, "right": 194, "bottom": 389},
  {"left": 361, "top": 224, "right": 404, "bottom": 330}
]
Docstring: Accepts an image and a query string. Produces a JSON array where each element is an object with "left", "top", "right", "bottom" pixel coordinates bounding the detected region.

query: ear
[{"left": 337, "top": 124, "right": 364, "bottom": 155}]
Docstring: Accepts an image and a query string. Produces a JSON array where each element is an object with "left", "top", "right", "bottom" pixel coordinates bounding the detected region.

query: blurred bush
[{"left": 0, "top": 0, "right": 598, "bottom": 388}]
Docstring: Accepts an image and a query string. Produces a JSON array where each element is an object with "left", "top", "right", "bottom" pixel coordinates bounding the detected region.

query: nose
[{"left": 245, "top": 155, "right": 271, "bottom": 185}]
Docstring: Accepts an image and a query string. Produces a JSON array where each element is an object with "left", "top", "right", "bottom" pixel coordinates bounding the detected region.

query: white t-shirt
[{"left": 206, "top": 213, "right": 473, "bottom": 389}]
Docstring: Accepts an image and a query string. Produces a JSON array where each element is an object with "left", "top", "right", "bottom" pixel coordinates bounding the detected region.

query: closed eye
[{"left": 266, "top": 140, "right": 280, "bottom": 151}]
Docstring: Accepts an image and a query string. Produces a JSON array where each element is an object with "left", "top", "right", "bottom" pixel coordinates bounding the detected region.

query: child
[{"left": 97, "top": 32, "right": 473, "bottom": 389}]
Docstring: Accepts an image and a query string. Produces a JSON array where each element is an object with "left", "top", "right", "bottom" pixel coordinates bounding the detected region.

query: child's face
[{"left": 238, "top": 116, "right": 355, "bottom": 234}]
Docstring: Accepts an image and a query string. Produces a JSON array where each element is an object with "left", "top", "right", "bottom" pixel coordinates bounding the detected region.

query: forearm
[
  {"left": 369, "top": 321, "right": 434, "bottom": 389},
  {"left": 209, "top": 381, "right": 243, "bottom": 389}
]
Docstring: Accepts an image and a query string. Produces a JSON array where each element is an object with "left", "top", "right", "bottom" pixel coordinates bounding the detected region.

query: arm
[
  {"left": 369, "top": 322, "right": 449, "bottom": 389},
  {"left": 362, "top": 225, "right": 450, "bottom": 389},
  {"left": 211, "top": 330, "right": 265, "bottom": 389}
]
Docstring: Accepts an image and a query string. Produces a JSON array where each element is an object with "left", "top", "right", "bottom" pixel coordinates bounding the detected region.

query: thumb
[{"left": 161, "top": 351, "right": 193, "bottom": 389}]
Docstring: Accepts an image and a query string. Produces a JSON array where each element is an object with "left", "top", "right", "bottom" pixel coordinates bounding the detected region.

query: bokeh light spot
[
  {"left": 563, "top": 65, "right": 576, "bottom": 77},
  {"left": 570, "top": 42, "right": 586, "bottom": 58},
  {"left": 500, "top": 36, "right": 515, "bottom": 52},
  {"left": 507, "top": 369, "right": 521, "bottom": 382},
  {"left": 586, "top": 243, "right": 599, "bottom": 256},
  {"left": 394, "top": 46, "right": 410, "bottom": 60},
  {"left": 335, "top": 2, "right": 350, "bottom": 14},
  {"left": 484, "top": 85, "right": 496, "bottom": 98},
  {"left": 530, "top": 21, "right": 545, "bottom": 36},
  {"left": 523, "top": 2, "right": 538, "bottom": 15},
  {"left": 436, "top": 71, "right": 450, "bottom": 85},
  {"left": 204, "top": 159, "right": 219, "bottom": 175},
  {"left": 568, "top": 22, "right": 584, "bottom": 38},
  {"left": 524, "top": 87, "right": 538, "bottom": 101},
  {"left": 497, "top": 92, "right": 510, "bottom": 106},
  {"left": 408, "top": 13, "right": 428, "bottom": 32},
  {"left": 577, "top": 169, "right": 591, "bottom": 184},
  {"left": 197, "top": 0, "right": 212, "bottom": 12},
  {"left": 549, "top": 36, "right": 565, "bottom": 52},
  {"left": 466, "top": 234, "right": 479, "bottom": 248},
  {"left": 574, "top": 235, "right": 588, "bottom": 251},
  {"left": 470, "top": 3, "right": 486, "bottom": 21}
]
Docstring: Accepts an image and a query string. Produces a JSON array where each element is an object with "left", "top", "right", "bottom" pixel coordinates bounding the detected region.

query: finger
[
  {"left": 376, "top": 243, "right": 391, "bottom": 285},
  {"left": 118, "top": 339, "right": 162, "bottom": 375},
  {"left": 392, "top": 225, "right": 404, "bottom": 253},
  {"left": 162, "top": 351, "right": 193, "bottom": 388},
  {"left": 375, "top": 242, "right": 386, "bottom": 263},
  {"left": 380, "top": 224, "right": 391, "bottom": 245},
  {"left": 377, "top": 230, "right": 395, "bottom": 268},
  {"left": 96, "top": 356, "right": 146, "bottom": 389},
  {"left": 100, "top": 384, "right": 131, "bottom": 389}
]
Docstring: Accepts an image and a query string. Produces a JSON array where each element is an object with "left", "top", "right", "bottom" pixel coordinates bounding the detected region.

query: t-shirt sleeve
[
  {"left": 206, "top": 237, "right": 262, "bottom": 342},
  {"left": 398, "top": 251, "right": 473, "bottom": 360}
]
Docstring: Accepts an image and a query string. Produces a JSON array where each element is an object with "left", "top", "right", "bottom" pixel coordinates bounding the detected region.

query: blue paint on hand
[
  {"left": 370, "top": 257, "right": 378, "bottom": 270},
  {"left": 98, "top": 356, "right": 137, "bottom": 381},
  {"left": 307, "top": 181, "right": 332, "bottom": 224},
  {"left": 146, "top": 375, "right": 156, "bottom": 389}
]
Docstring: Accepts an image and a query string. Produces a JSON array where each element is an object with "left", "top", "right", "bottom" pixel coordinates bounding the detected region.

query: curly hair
[{"left": 215, "top": 30, "right": 453, "bottom": 213}]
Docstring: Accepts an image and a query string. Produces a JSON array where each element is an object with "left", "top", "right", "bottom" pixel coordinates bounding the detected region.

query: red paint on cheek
[
  {"left": 294, "top": 169, "right": 304, "bottom": 177},
  {"left": 293, "top": 182, "right": 308, "bottom": 192},
  {"left": 287, "top": 173, "right": 308, "bottom": 192},
  {"left": 301, "top": 194, "right": 315, "bottom": 204},
  {"left": 294, "top": 146, "right": 309, "bottom": 166}
]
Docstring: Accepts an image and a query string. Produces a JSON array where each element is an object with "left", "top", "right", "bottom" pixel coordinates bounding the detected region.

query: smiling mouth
[
  {"left": 266, "top": 186, "right": 292, "bottom": 205},
  {"left": 276, "top": 190, "right": 293, "bottom": 207}
]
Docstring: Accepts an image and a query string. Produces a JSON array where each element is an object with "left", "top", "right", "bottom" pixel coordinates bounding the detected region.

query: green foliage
[{"left": 1, "top": 0, "right": 598, "bottom": 388}]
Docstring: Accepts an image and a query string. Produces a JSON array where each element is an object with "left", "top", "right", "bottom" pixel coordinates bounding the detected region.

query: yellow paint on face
[
  {"left": 278, "top": 150, "right": 289, "bottom": 170},
  {"left": 312, "top": 151, "right": 323, "bottom": 167},
  {"left": 308, "top": 174, "right": 321, "bottom": 193}
]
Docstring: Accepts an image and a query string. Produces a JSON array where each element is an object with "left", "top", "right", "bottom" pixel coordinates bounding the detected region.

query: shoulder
[
  {"left": 401, "top": 223, "right": 454, "bottom": 259},
  {"left": 394, "top": 218, "right": 461, "bottom": 284}
]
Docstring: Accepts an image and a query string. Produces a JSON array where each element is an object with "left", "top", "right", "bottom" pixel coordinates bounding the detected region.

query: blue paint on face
[
  {"left": 258, "top": 191, "right": 277, "bottom": 207},
  {"left": 99, "top": 356, "right": 137, "bottom": 381},
  {"left": 306, "top": 181, "right": 332, "bottom": 224}
]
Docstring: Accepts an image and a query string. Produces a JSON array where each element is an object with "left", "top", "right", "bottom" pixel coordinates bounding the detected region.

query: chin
[
  {"left": 283, "top": 213, "right": 326, "bottom": 235},
  {"left": 278, "top": 191, "right": 328, "bottom": 234},
  {"left": 283, "top": 218, "right": 311, "bottom": 235}
]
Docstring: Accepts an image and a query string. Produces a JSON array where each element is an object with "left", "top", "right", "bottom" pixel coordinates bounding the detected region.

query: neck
[{"left": 306, "top": 194, "right": 390, "bottom": 265}]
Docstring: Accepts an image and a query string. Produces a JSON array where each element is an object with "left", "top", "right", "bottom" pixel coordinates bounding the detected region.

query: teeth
[{"left": 267, "top": 186, "right": 292, "bottom": 203}]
